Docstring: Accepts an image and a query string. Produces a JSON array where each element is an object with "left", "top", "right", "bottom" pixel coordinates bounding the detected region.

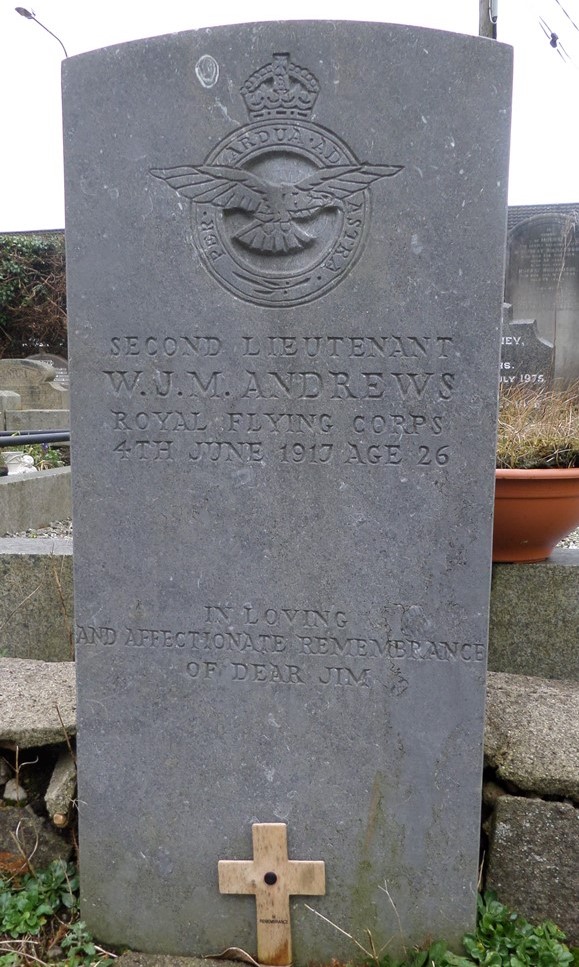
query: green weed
[
  {"left": 2, "top": 864, "right": 577, "bottom": 967},
  {"left": 0, "top": 861, "right": 77, "bottom": 938},
  {"left": 360, "top": 893, "right": 576, "bottom": 967},
  {"left": 0, "top": 860, "right": 114, "bottom": 967}
]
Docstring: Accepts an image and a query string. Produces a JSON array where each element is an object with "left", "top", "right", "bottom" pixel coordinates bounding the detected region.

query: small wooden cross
[{"left": 218, "top": 822, "right": 325, "bottom": 966}]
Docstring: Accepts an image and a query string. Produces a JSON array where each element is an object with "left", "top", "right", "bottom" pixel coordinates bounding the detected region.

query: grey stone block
[
  {"left": 0, "top": 658, "right": 76, "bottom": 747},
  {"left": 4, "top": 409, "right": 70, "bottom": 431},
  {"left": 4, "top": 545, "right": 579, "bottom": 673},
  {"left": 0, "top": 538, "right": 73, "bottom": 661},
  {"left": 489, "top": 549, "right": 579, "bottom": 681},
  {"left": 0, "top": 391, "right": 21, "bottom": 418},
  {"left": 485, "top": 671, "right": 579, "bottom": 800},
  {"left": 486, "top": 796, "right": 579, "bottom": 946},
  {"left": 0, "top": 467, "right": 72, "bottom": 535}
]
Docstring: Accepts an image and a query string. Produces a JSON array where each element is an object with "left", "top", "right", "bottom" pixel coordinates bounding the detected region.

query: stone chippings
[
  {"left": 2, "top": 520, "right": 73, "bottom": 539},
  {"left": 486, "top": 796, "right": 579, "bottom": 946},
  {"left": 3, "top": 778, "right": 27, "bottom": 803},
  {"left": 558, "top": 526, "right": 579, "bottom": 548},
  {"left": 485, "top": 671, "right": 579, "bottom": 801}
]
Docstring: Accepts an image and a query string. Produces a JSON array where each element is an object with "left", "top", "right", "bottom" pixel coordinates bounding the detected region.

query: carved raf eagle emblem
[
  {"left": 151, "top": 163, "right": 402, "bottom": 256},
  {"left": 151, "top": 53, "right": 404, "bottom": 307}
]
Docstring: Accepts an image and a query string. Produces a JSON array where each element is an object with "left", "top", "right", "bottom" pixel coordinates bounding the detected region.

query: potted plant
[{"left": 493, "top": 384, "right": 579, "bottom": 562}]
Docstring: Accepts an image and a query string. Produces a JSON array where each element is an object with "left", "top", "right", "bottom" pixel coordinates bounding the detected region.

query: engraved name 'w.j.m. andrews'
[{"left": 151, "top": 53, "right": 403, "bottom": 307}]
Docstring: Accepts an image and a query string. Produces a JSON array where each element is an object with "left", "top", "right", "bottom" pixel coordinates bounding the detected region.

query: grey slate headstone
[
  {"left": 63, "top": 23, "right": 512, "bottom": 960},
  {"left": 505, "top": 212, "right": 579, "bottom": 383}
]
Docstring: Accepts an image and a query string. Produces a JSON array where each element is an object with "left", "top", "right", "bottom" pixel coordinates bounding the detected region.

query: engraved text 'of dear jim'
[{"left": 150, "top": 52, "right": 403, "bottom": 307}]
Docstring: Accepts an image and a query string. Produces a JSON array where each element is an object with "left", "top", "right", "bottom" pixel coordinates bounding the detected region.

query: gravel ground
[
  {"left": 2, "top": 519, "right": 579, "bottom": 547},
  {"left": 556, "top": 527, "right": 579, "bottom": 549},
  {"left": 2, "top": 520, "right": 73, "bottom": 539}
]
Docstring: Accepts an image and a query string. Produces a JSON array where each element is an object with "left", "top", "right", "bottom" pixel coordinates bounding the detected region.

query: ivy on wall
[{"left": 0, "top": 232, "right": 67, "bottom": 358}]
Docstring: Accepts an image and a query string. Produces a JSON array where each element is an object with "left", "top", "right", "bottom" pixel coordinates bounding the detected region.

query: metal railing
[{"left": 0, "top": 430, "right": 70, "bottom": 447}]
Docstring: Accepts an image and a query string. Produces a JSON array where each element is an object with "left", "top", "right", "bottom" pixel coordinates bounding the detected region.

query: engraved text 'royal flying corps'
[{"left": 151, "top": 53, "right": 403, "bottom": 307}]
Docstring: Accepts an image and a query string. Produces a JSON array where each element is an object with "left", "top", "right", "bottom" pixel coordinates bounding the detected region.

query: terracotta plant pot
[{"left": 493, "top": 468, "right": 579, "bottom": 563}]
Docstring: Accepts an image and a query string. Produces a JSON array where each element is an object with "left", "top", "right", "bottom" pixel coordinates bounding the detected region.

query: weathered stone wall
[
  {"left": 483, "top": 672, "right": 578, "bottom": 945},
  {"left": 0, "top": 538, "right": 73, "bottom": 661},
  {"left": 489, "top": 550, "right": 579, "bottom": 680}
]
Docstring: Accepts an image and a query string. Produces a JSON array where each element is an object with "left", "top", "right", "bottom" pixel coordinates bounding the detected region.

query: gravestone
[
  {"left": 27, "top": 354, "right": 70, "bottom": 387},
  {"left": 0, "top": 359, "right": 69, "bottom": 408},
  {"left": 63, "top": 23, "right": 512, "bottom": 961},
  {"left": 0, "top": 359, "right": 70, "bottom": 431},
  {"left": 505, "top": 211, "right": 579, "bottom": 383},
  {"left": 500, "top": 309, "right": 554, "bottom": 389}
]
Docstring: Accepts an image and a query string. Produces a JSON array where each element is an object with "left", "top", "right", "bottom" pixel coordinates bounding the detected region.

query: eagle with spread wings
[{"left": 150, "top": 163, "right": 403, "bottom": 256}]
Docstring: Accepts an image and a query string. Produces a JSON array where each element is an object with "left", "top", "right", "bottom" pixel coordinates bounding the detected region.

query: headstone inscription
[
  {"left": 500, "top": 309, "right": 554, "bottom": 389},
  {"left": 505, "top": 211, "right": 579, "bottom": 383},
  {"left": 63, "top": 23, "right": 512, "bottom": 961}
]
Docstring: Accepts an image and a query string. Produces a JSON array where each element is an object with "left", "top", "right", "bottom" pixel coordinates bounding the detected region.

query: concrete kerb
[
  {"left": 489, "top": 548, "right": 579, "bottom": 680},
  {"left": 0, "top": 657, "right": 76, "bottom": 747},
  {"left": 0, "top": 467, "right": 72, "bottom": 534}
]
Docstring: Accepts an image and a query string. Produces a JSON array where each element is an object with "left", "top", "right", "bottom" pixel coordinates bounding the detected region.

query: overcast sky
[{"left": 0, "top": 0, "right": 578, "bottom": 231}]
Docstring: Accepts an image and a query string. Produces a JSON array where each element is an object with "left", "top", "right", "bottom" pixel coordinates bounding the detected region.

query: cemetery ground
[{"left": 0, "top": 848, "right": 577, "bottom": 967}]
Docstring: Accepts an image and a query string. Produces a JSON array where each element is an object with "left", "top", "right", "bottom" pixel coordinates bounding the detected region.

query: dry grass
[{"left": 496, "top": 383, "right": 579, "bottom": 469}]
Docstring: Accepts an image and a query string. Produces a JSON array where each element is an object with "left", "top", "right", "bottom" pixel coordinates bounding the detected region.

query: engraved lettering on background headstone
[
  {"left": 505, "top": 210, "right": 579, "bottom": 382},
  {"left": 151, "top": 53, "right": 403, "bottom": 306},
  {"left": 499, "top": 306, "right": 554, "bottom": 388}
]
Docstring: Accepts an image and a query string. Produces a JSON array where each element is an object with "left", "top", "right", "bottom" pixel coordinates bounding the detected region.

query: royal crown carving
[{"left": 240, "top": 53, "right": 320, "bottom": 120}]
